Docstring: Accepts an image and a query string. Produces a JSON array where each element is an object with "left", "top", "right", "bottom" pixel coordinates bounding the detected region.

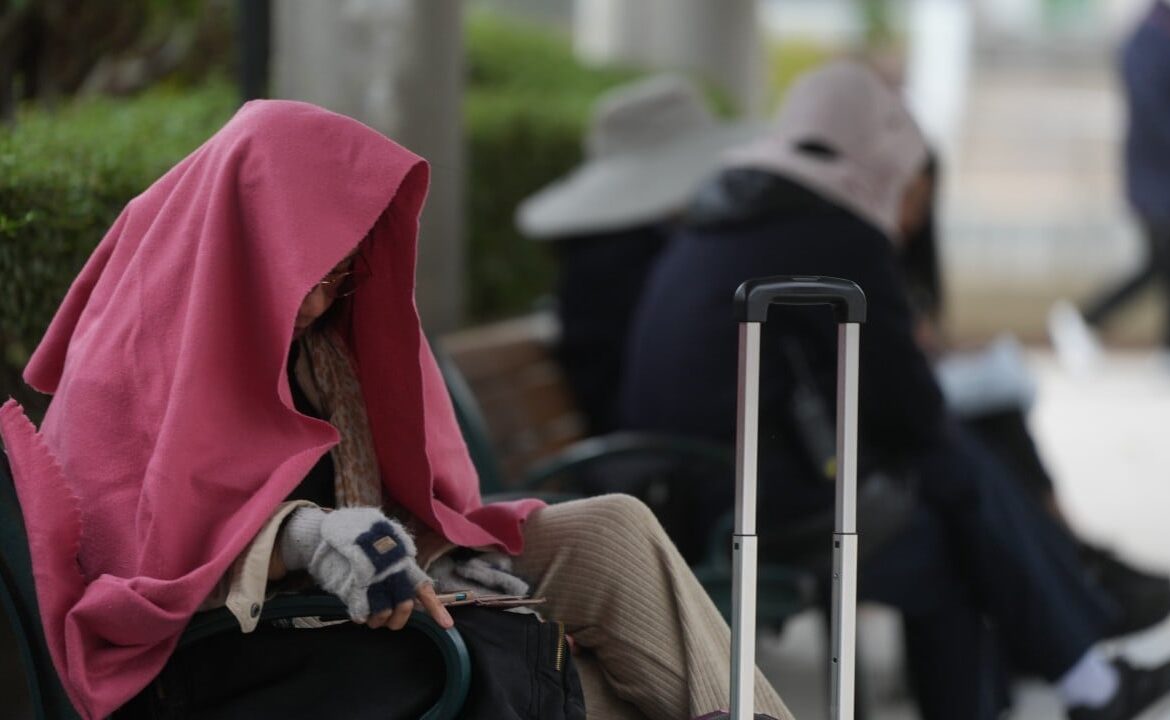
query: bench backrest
[{"left": 437, "top": 313, "right": 585, "bottom": 492}]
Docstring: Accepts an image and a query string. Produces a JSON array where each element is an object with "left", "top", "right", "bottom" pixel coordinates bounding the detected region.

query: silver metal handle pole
[
  {"left": 730, "top": 322, "right": 760, "bottom": 720},
  {"left": 730, "top": 276, "right": 866, "bottom": 720},
  {"left": 830, "top": 322, "right": 861, "bottom": 720}
]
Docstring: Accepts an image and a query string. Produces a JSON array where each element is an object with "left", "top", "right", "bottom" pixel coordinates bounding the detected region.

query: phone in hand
[{"left": 435, "top": 590, "right": 545, "bottom": 608}]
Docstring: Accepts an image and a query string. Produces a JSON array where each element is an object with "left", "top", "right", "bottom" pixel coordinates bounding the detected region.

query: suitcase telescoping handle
[
  {"left": 734, "top": 275, "right": 867, "bottom": 324},
  {"left": 729, "top": 276, "right": 866, "bottom": 720}
]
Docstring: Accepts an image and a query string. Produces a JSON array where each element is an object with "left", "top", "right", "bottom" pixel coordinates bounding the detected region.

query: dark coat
[
  {"left": 620, "top": 170, "right": 950, "bottom": 522},
  {"left": 553, "top": 225, "right": 668, "bottom": 435}
]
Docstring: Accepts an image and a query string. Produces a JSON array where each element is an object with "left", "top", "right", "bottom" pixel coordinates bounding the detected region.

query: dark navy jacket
[
  {"left": 553, "top": 225, "right": 669, "bottom": 435},
  {"left": 1123, "top": 2, "right": 1170, "bottom": 225},
  {"left": 620, "top": 172, "right": 949, "bottom": 522}
]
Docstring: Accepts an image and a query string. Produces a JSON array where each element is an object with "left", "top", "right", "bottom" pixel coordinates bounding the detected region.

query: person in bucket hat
[{"left": 517, "top": 75, "right": 760, "bottom": 435}]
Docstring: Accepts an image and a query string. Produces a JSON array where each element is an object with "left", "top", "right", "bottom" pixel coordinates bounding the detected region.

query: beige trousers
[{"left": 513, "top": 494, "right": 794, "bottom": 720}]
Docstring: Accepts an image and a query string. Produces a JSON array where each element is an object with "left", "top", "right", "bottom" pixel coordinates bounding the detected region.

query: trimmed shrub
[
  {"left": 464, "top": 13, "right": 639, "bottom": 319},
  {"left": 0, "top": 81, "right": 237, "bottom": 416}
]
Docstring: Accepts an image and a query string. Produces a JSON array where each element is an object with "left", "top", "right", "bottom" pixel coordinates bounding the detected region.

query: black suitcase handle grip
[{"left": 734, "top": 275, "right": 867, "bottom": 323}]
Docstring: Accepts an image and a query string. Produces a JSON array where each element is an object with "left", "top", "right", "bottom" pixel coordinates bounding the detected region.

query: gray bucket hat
[{"left": 516, "top": 74, "right": 762, "bottom": 239}]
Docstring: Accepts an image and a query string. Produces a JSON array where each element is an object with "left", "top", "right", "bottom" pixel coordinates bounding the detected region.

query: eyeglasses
[{"left": 310, "top": 253, "right": 371, "bottom": 299}]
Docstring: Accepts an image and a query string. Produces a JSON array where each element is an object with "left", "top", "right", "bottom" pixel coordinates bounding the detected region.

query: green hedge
[
  {"left": 465, "top": 13, "right": 639, "bottom": 318},
  {"left": 0, "top": 15, "right": 642, "bottom": 416},
  {"left": 0, "top": 81, "right": 238, "bottom": 415}
]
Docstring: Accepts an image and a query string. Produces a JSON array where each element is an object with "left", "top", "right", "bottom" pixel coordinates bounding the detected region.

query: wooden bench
[{"left": 437, "top": 312, "right": 586, "bottom": 488}]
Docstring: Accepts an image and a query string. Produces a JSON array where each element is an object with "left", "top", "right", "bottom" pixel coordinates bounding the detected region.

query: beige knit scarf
[
  {"left": 295, "top": 332, "right": 530, "bottom": 596},
  {"left": 294, "top": 329, "right": 386, "bottom": 509},
  {"left": 293, "top": 329, "right": 455, "bottom": 567}
]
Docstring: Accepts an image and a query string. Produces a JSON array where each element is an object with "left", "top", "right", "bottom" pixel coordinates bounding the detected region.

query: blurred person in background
[
  {"left": 515, "top": 74, "right": 758, "bottom": 436},
  {"left": 902, "top": 156, "right": 1170, "bottom": 640},
  {"left": 621, "top": 60, "right": 1170, "bottom": 720},
  {"left": 1067, "top": 0, "right": 1170, "bottom": 348}
]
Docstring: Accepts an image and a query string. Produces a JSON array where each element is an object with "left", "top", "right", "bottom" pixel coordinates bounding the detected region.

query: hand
[
  {"left": 428, "top": 551, "right": 529, "bottom": 597},
  {"left": 365, "top": 581, "right": 454, "bottom": 631},
  {"left": 279, "top": 507, "right": 434, "bottom": 623}
]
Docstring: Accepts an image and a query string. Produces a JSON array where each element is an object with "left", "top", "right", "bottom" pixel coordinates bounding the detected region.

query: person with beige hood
[
  {"left": 620, "top": 60, "right": 1170, "bottom": 720},
  {"left": 516, "top": 74, "right": 758, "bottom": 438}
]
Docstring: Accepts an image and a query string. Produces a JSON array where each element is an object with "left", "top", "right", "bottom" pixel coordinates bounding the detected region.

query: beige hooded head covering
[{"left": 723, "top": 59, "right": 929, "bottom": 241}]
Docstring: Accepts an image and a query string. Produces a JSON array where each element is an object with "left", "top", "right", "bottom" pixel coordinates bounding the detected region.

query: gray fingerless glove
[
  {"left": 280, "top": 507, "right": 430, "bottom": 622},
  {"left": 429, "top": 551, "right": 530, "bottom": 597}
]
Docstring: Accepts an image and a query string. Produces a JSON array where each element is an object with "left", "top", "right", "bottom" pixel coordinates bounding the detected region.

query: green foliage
[
  {"left": 0, "top": 80, "right": 236, "bottom": 414},
  {"left": 857, "top": 0, "right": 896, "bottom": 48},
  {"left": 464, "top": 13, "right": 639, "bottom": 319}
]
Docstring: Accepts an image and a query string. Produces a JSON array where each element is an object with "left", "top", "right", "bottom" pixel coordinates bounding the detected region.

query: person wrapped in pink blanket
[{"left": 0, "top": 100, "right": 791, "bottom": 720}]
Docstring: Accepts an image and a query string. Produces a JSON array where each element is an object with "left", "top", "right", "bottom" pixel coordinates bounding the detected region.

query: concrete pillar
[
  {"left": 573, "top": 0, "right": 658, "bottom": 67},
  {"left": 273, "top": 0, "right": 465, "bottom": 332},
  {"left": 573, "top": 0, "right": 763, "bottom": 115},
  {"left": 904, "top": 0, "right": 974, "bottom": 160}
]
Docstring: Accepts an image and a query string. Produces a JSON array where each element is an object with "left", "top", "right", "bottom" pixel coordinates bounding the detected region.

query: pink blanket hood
[{"left": 0, "top": 100, "right": 542, "bottom": 718}]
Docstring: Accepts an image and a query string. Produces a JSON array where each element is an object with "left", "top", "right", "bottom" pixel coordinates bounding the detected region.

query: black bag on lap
[
  {"left": 456, "top": 606, "right": 586, "bottom": 720},
  {"left": 117, "top": 606, "right": 585, "bottom": 720}
]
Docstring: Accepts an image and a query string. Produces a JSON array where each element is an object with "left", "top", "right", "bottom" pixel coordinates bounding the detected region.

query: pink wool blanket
[{"left": 0, "top": 100, "right": 542, "bottom": 719}]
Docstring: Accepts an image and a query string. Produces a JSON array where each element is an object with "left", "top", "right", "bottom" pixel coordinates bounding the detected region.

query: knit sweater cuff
[{"left": 279, "top": 506, "right": 327, "bottom": 571}]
